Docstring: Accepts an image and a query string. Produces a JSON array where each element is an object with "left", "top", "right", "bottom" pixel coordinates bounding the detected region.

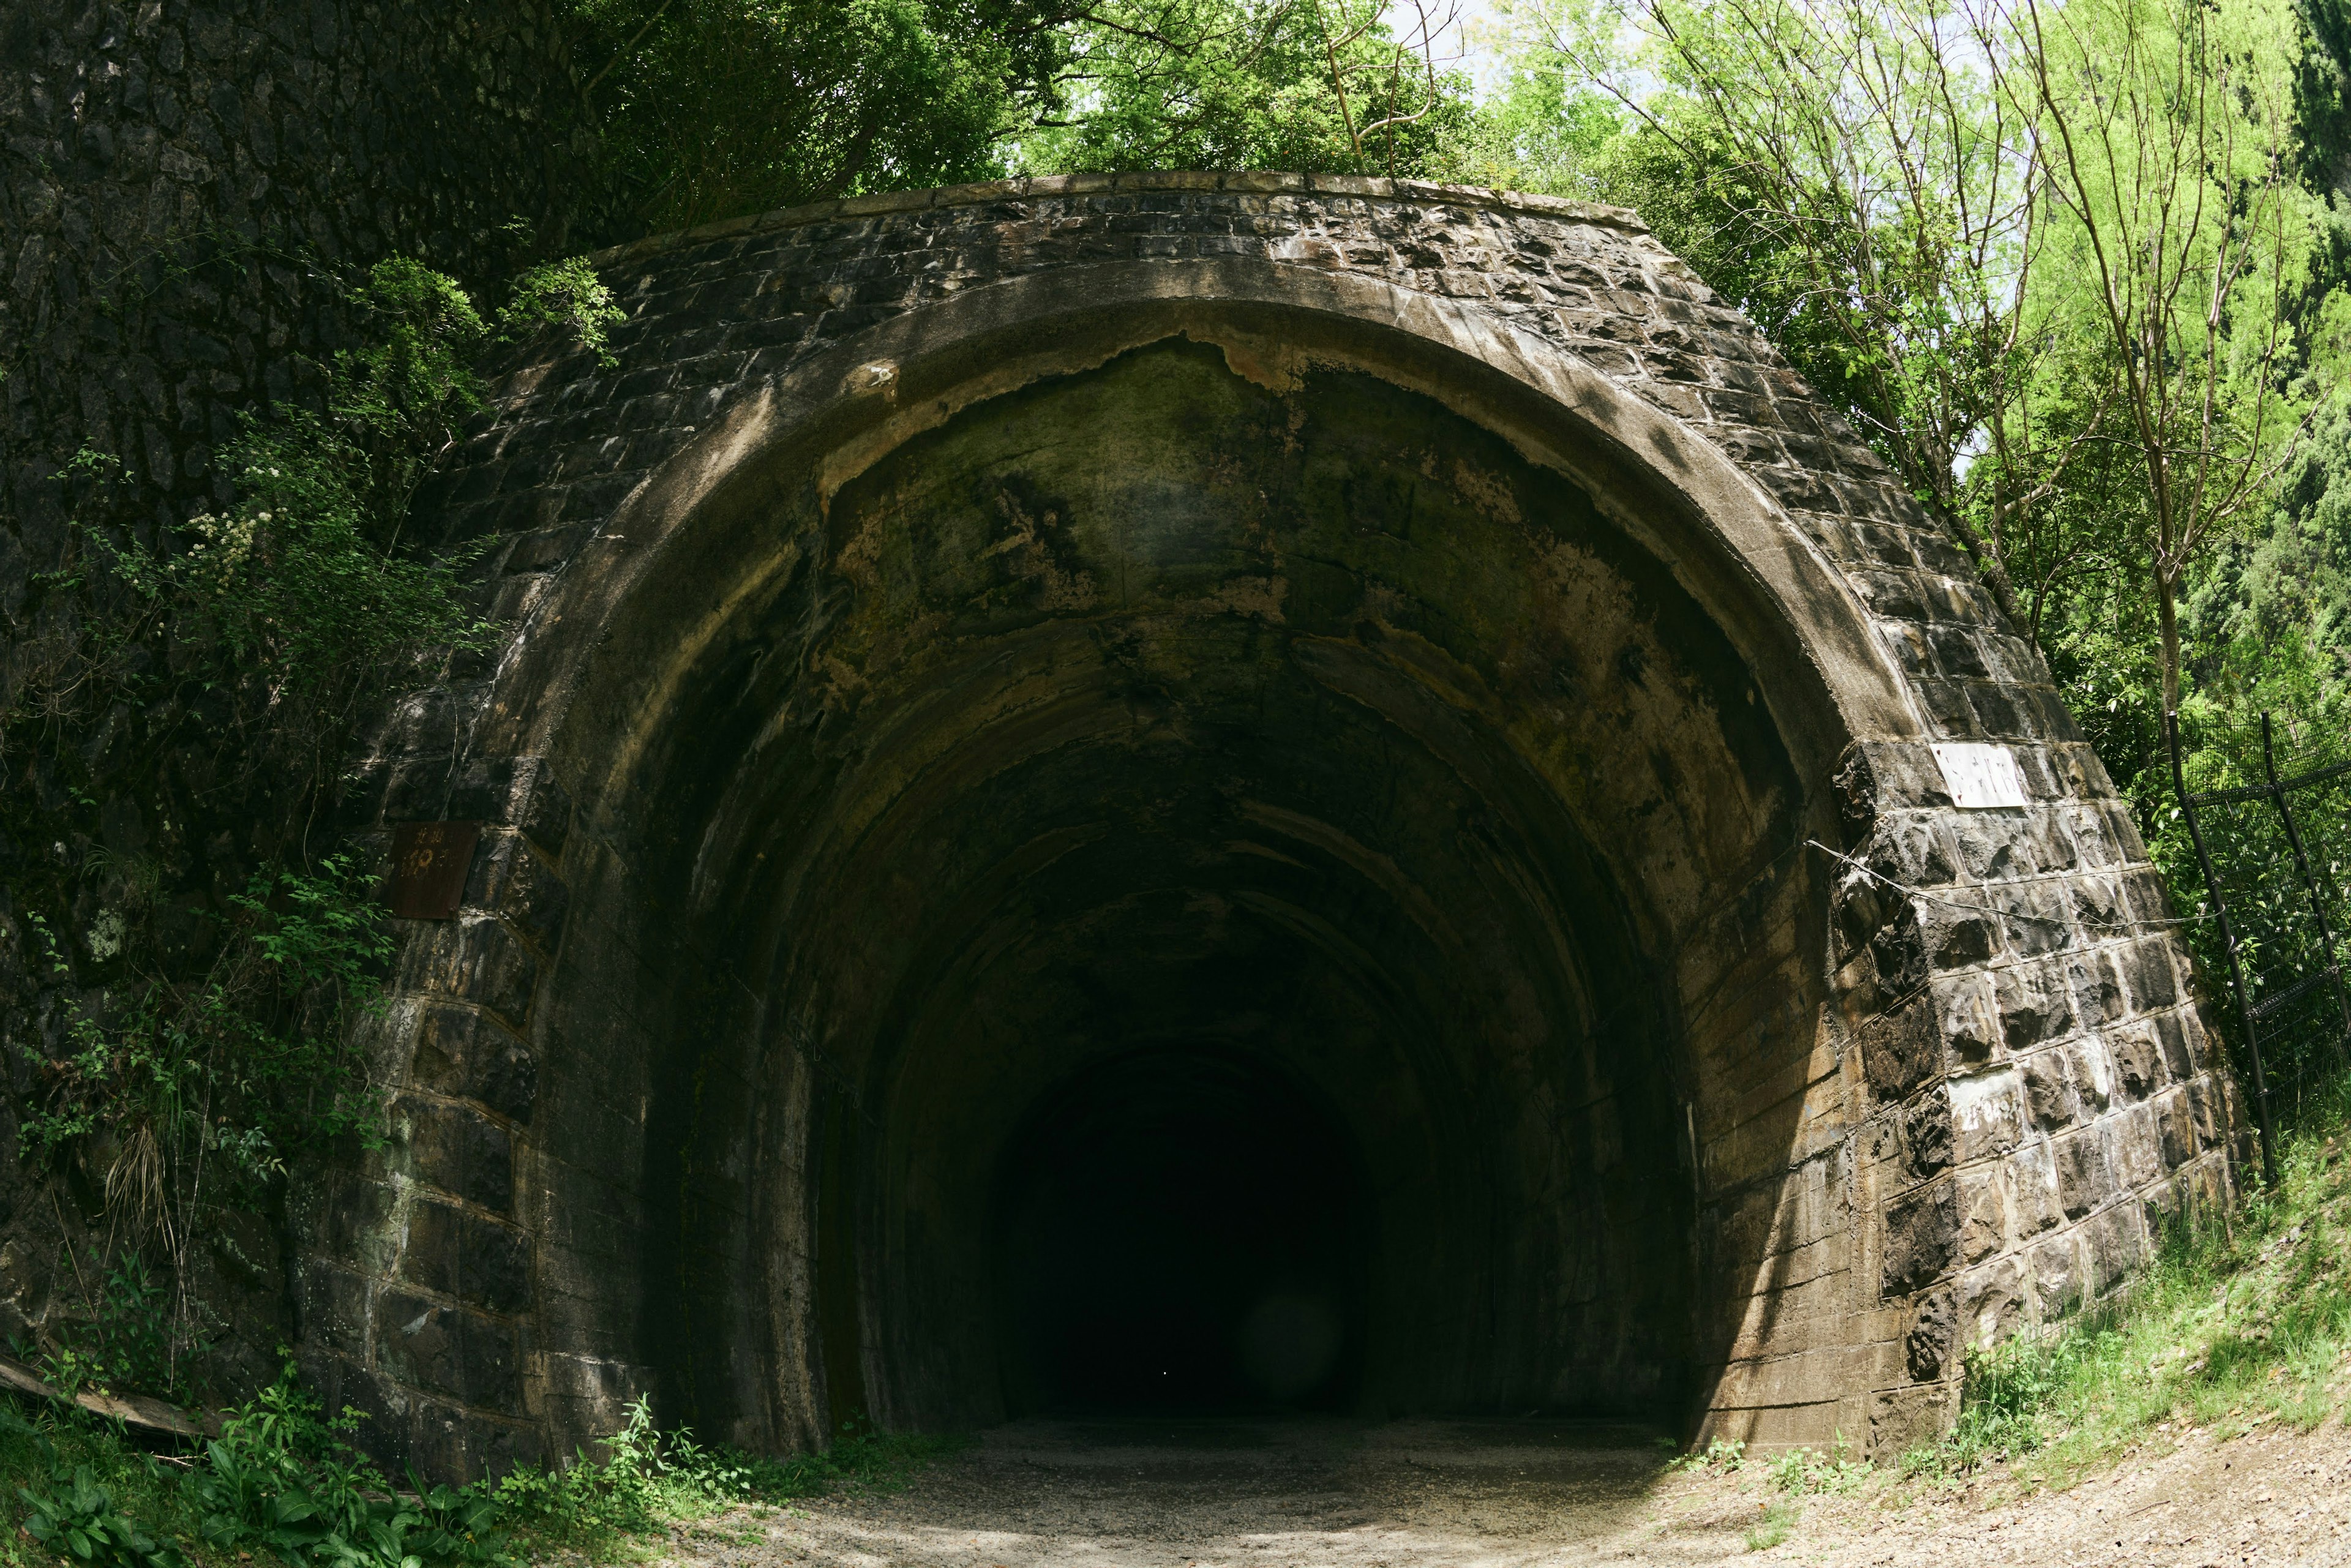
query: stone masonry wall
[
  {"left": 0, "top": 0, "right": 596, "bottom": 1397},
  {"left": 313, "top": 172, "right": 2240, "bottom": 1474}
]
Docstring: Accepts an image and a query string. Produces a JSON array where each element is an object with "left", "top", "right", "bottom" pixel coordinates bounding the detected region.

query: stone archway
[{"left": 301, "top": 175, "right": 2237, "bottom": 1480}]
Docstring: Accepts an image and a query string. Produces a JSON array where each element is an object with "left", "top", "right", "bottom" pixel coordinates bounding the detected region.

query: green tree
[
  {"left": 566, "top": 0, "right": 1076, "bottom": 231},
  {"left": 2011, "top": 0, "right": 2338, "bottom": 714},
  {"left": 1014, "top": 0, "right": 1474, "bottom": 176}
]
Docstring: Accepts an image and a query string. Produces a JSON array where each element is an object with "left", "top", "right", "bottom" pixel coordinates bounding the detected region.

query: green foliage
[
  {"left": 1763, "top": 1436, "right": 1867, "bottom": 1496},
  {"left": 1424, "top": 54, "right": 1618, "bottom": 192},
  {"left": 15, "top": 854, "right": 396, "bottom": 1385},
  {"left": 58, "top": 1255, "right": 176, "bottom": 1401},
  {"left": 1018, "top": 0, "right": 1474, "bottom": 178},
  {"left": 564, "top": 0, "right": 1068, "bottom": 231},
  {"left": 5, "top": 251, "right": 612, "bottom": 1388},
  {"left": 0, "top": 1365, "right": 958, "bottom": 1568},
  {"left": 20, "top": 1467, "right": 184, "bottom": 1568},
  {"left": 190, "top": 1360, "right": 505, "bottom": 1568},
  {"left": 492, "top": 1399, "right": 961, "bottom": 1556},
  {"left": 91, "top": 260, "right": 493, "bottom": 715},
  {"left": 1668, "top": 1435, "right": 1745, "bottom": 1473},
  {"left": 0, "top": 1405, "right": 206, "bottom": 1568},
  {"left": 497, "top": 258, "right": 626, "bottom": 367},
  {"left": 1741, "top": 1497, "right": 1794, "bottom": 1551}
]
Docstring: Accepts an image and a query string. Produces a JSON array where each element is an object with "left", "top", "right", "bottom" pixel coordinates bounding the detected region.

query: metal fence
[{"left": 2167, "top": 711, "right": 2351, "bottom": 1185}]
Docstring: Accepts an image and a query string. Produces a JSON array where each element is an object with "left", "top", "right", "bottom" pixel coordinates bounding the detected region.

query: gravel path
[{"left": 653, "top": 1413, "right": 2351, "bottom": 1567}]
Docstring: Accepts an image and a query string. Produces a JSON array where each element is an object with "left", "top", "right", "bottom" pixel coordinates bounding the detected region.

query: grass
[
  {"left": 1660, "top": 1079, "right": 2351, "bottom": 1551},
  {"left": 1742, "top": 1498, "right": 1796, "bottom": 1551},
  {"left": 1916, "top": 1077, "right": 2351, "bottom": 1487}
]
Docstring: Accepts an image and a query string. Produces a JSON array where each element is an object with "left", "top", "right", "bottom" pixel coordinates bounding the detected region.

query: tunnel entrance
[
  {"left": 992, "top": 1048, "right": 1370, "bottom": 1415},
  {"left": 531, "top": 309, "right": 1850, "bottom": 1456},
  {"left": 322, "top": 189, "right": 2232, "bottom": 1476}
]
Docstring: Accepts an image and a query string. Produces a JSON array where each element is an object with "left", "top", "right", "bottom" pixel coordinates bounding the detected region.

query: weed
[
  {"left": 1742, "top": 1496, "right": 1796, "bottom": 1551},
  {"left": 20, "top": 1465, "right": 184, "bottom": 1568},
  {"left": 1765, "top": 1434, "right": 1868, "bottom": 1495},
  {"left": 1668, "top": 1436, "right": 1747, "bottom": 1474}
]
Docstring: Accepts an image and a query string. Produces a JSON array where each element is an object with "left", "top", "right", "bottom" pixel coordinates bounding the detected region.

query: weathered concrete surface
[{"left": 306, "top": 173, "right": 2236, "bottom": 1479}]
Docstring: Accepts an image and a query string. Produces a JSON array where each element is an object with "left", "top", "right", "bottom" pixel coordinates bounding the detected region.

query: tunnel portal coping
[{"left": 581, "top": 171, "right": 1652, "bottom": 272}]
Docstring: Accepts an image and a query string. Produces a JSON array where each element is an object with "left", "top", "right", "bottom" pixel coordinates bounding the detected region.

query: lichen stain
[
  {"left": 987, "top": 484, "right": 1097, "bottom": 612},
  {"left": 1209, "top": 575, "right": 1288, "bottom": 623},
  {"left": 1205, "top": 333, "right": 1305, "bottom": 394},
  {"left": 1449, "top": 459, "right": 1523, "bottom": 525}
]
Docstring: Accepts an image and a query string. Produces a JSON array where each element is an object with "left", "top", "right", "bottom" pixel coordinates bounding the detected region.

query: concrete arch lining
[
  {"left": 495, "top": 258, "right": 1921, "bottom": 811},
  {"left": 496, "top": 274, "right": 1848, "bottom": 1447}
]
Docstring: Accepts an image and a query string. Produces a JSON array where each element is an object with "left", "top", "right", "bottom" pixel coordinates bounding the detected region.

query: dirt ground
[{"left": 656, "top": 1414, "right": 2349, "bottom": 1568}]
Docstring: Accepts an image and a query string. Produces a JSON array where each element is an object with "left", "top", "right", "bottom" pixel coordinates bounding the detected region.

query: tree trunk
[{"left": 2158, "top": 567, "right": 2182, "bottom": 719}]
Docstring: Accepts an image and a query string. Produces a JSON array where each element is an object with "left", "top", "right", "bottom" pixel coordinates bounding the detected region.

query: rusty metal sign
[{"left": 388, "top": 821, "right": 481, "bottom": 920}]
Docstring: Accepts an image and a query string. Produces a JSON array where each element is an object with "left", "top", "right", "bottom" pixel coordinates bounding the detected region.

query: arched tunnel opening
[
  {"left": 558, "top": 320, "right": 1835, "bottom": 1454},
  {"left": 992, "top": 1047, "right": 1370, "bottom": 1414}
]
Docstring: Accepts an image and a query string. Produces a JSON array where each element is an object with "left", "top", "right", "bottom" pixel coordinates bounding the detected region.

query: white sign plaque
[{"left": 1931, "top": 743, "right": 2030, "bottom": 809}]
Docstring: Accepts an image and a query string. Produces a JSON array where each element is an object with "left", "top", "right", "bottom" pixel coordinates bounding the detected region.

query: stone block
[
  {"left": 372, "top": 1291, "right": 524, "bottom": 1415},
  {"left": 2085, "top": 1204, "right": 2147, "bottom": 1294},
  {"left": 410, "top": 1003, "right": 538, "bottom": 1123},
  {"left": 2153, "top": 1009, "right": 2199, "bottom": 1081},
  {"left": 397, "top": 1097, "right": 514, "bottom": 1213},
  {"left": 2027, "top": 812, "right": 2080, "bottom": 873},
  {"left": 463, "top": 833, "right": 569, "bottom": 954},
  {"left": 409, "top": 914, "right": 538, "bottom": 1029},
  {"left": 1956, "top": 1255, "right": 2027, "bottom": 1346},
  {"left": 1869, "top": 907, "right": 1929, "bottom": 997},
  {"left": 1867, "top": 1384, "right": 1955, "bottom": 1460},
  {"left": 1859, "top": 993, "right": 1940, "bottom": 1101},
  {"left": 1996, "top": 961, "right": 2075, "bottom": 1051},
  {"left": 1881, "top": 1179, "right": 1957, "bottom": 1296},
  {"left": 1970, "top": 683, "right": 2028, "bottom": 738},
  {"left": 2123, "top": 939, "right": 2180, "bottom": 1010},
  {"left": 1937, "top": 973, "right": 2001, "bottom": 1063},
  {"left": 2053, "top": 1130, "right": 2109, "bottom": 1218},
  {"left": 2154, "top": 1088, "right": 2196, "bottom": 1169},
  {"left": 1949, "top": 812, "right": 2028, "bottom": 880},
  {"left": 2105, "top": 1022, "right": 2162, "bottom": 1103},
  {"left": 298, "top": 1264, "right": 369, "bottom": 1357},
  {"left": 2020, "top": 1049, "right": 2076, "bottom": 1130},
  {"left": 2001, "top": 882, "right": 2070, "bottom": 958},
  {"left": 1905, "top": 1288, "right": 1955, "bottom": 1381},
  {"left": 2064, "top": 1036, "right": 2113, "bottom": 1113},
  {"left": 1903, "top": 1088, "right": 1953, "bottom": 1179},
  {"left": 2010, "top": 1139, "right": 2064, "bottom": 1232},
  {"left": 1957, "top": 1170, "right": 2004, "bottom": 1264},
  {"left": 2066, "top": 950, "right": 2125, "bottom": 1030},
  {"left": 2112, "top": 1103, "right": 2162, "bottom": 1190},
  {"left": 1867, "top": 819, "right": 1959, "bottom": 888},
  {"left": 1949, "top": 1068, "right": 2023, "bottom": 1162},
  {"left": 399, "top": 1198, "right": 465, "bottom": 1297},
  {"left": 374, "top": 1289, "right": 461, "bottom": 1398},
  {"left": 2028, "top": 1232, "right": 2079, "bottom": 1313},
  {"left": 460, "top": 1217, "right": 533, "bottom": 1316}
]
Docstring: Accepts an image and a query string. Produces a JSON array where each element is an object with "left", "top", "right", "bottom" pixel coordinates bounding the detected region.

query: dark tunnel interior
[
  {"left": 992, "top": 1048, "right": 1370, "bottom": 1415},
  {"left": 583, "top": 332, "right": 1827, "bottom": 1450}
]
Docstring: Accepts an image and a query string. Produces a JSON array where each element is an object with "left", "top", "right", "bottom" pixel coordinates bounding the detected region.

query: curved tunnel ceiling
[{"left": 587, "top": 334, "right": 1831, "bottom": 1440}]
